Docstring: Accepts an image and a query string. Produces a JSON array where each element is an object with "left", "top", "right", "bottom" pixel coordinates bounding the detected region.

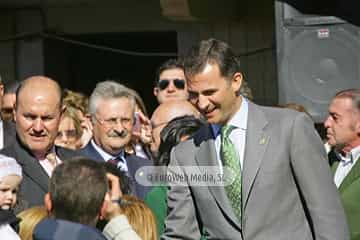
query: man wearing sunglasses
[{"left": 153, "top": 59, "right": 189, "bottom": 104}]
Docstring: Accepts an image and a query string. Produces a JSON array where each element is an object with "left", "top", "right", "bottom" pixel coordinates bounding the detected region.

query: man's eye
[
  {"left": 106, "top": 118, "right": 118, "bottom": 124},
  {"left": 24, "top": 115, "right": 37, "bottom": 120},
  {"left": 121, "top": 118, "right": 131, "bottom": 124},
  {"left": 42, "top": 116, "right": 53, "bottom": 121},
  {"left": 203, "top": 90, "right": 216, "bottom": 96}
]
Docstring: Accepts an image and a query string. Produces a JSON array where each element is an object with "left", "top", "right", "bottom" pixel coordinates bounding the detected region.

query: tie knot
[
  {"left": 46, "top": 153, "right": 57, "bottom": 167},
  {"left": 221, "top": 125, "right": 235, "bottom": 139}
]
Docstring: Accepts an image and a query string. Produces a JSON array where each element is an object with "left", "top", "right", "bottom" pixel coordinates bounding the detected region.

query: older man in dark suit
[
  {"left": 1, "top": 76, "right": 80, "bottom": 208},
  {"left": 79, "top": 81, "right": 151, "bottom": 199}
]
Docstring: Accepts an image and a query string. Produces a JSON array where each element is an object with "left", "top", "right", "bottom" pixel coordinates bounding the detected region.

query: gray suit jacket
[{"left": 162, "top": 102, "right": 349, "bottom": 240}]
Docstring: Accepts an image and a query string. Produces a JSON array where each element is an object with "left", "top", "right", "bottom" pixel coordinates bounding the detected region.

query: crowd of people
[{"left": 0, "top": 38, "right": 358, "bottom": 240}]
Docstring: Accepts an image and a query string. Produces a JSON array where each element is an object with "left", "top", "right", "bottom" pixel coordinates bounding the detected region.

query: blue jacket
[{"left": 33, "top": 218, "right": 107, "bottom": 240}]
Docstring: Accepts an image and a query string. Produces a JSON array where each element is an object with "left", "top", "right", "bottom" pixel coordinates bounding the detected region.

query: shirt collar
[
  {"left": 335, "top": 145, "right": 360, "bottom": 165},
  {"left": 211, "top": 97, "right": 248, "bottom": 137},
  {"left": 90, "top": 139, "right": 124, "bottom": 161}
]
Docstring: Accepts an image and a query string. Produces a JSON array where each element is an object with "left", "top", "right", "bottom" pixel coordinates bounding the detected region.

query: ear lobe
[
  {"left": 44, "top": 193, "right": 52, "bottom": 213},
  {"left": 13, "top": 108, "right": 16, "bottom": 122}
]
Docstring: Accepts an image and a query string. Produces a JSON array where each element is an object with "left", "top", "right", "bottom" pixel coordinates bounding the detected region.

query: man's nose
[
  {"left": 4, "top": 190, "right": 13, "bottom": 199},
  {"left": 324, "top": 116, "right": 331, "bottom": 129},
  {"left": 33, "top": 118, "right": 45, "bottom": 131},
  {"left": 197, "top": 95, "right": 209, "bottom": 111},
  {"left": 166, "top": 81, "right": 176, "bottom": 92},
  {"left": 112, "top": 122, "right": 127, "bottom": 135}
]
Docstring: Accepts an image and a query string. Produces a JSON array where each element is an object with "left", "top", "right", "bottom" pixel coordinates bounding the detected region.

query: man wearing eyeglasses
[
  {"left": 79, "top": 80, "right": 151, "bottom": 199},
  {"left": 153, "top": 58, "right": 189, "bottom": 104}
]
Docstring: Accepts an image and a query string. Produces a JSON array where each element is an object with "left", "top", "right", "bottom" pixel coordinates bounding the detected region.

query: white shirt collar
[
  {"left": 335, "top": 145, "right": 360, "bottom": 166},
  {"left": 90, "top": 139, "right": 124, "bottom": 161},
  {"left": 211, "top": 97, "right": 248, "bottom": 137}
]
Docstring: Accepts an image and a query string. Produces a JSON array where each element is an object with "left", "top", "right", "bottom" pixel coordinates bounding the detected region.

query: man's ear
[
  {"left": 153, "top": 87, "right": 159, "bottom": 97},
  {"left": 13, "top": 107, "right": 16, "bottom": 122},
  {"left": 231, "top": 72, "right": 243, "bottom": 94},
  {"left": 0, "top": 84, "right": 4, "bottom": 98},
  {"left": 98, "top": 197, "right": 109, "bottom": 220},
  {"left": 44, "top": 193, "right": 53, "bottom": 213}
]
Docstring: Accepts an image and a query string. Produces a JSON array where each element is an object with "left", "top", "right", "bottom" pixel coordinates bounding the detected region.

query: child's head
[{"left": 0, "top": 155, "right": 22, "bottom": 210}]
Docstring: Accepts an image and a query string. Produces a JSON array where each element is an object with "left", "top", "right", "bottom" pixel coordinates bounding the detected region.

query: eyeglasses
[
  {"left": 94, "top": 115, "right": 132, "bottom": 128},
  {"left": 158, "top": 79, "right": 185, "bottom": 90}
]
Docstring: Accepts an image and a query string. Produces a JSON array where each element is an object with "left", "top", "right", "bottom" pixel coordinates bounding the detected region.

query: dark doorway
[{"left": 44, "top": 31, "right": 178, "bottom": 114}]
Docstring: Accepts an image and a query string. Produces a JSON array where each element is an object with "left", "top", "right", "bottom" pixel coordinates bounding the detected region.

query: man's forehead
[{"left": 97, "top": 98, "right": 133, "bottom": 114}]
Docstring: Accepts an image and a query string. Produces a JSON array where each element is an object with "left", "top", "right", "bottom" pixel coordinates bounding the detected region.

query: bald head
[
  {"left": 15, "top": 76, "right": 63, "bottom": 159},
  {"left": 16, "top": 76, "right": 62, "bottom": 108},
  {"left": 150, "top": 100, "right": 200, "bottom": 154}
]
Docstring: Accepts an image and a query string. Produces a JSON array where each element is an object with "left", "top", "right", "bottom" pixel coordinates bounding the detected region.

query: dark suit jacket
[
  {"left": 162, "top": 101, "right": 348, "bottom": 240},
  {"left": 2, "top": 120, "right": 16, "bottom": 149},
  {"left": 79, "top": 141, "right": 152, "bottom": 199},
  {"left": 0, "top": 136, "right": 82, "bottom": 209}
]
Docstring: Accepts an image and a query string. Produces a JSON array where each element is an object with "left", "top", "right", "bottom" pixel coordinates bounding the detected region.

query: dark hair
[
  {"left": 102, "top": 162, "right": 132, "bottom": 195},
  {"left": 4, "top": 81, "right": 21, "bottom": 94},
  {"left": 184, "top": 38, "right": 240, "bottom": 81},
  {"left": 154, "top": 58, "right": 185, "bottom": 87},
  {"left": 49, "top": 157, "right": 107, "bottom": 226},
  {"left": 156, "top": 115, "right": 206, "bottom": 166}
]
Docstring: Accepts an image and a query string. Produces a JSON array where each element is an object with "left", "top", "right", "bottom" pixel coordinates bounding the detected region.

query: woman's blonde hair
[
  {"left": 17, "top": 206, "right": 48, "bottom": 240},
  {"left": 120, "top": 195, "right": 157, "bottom": 240}
]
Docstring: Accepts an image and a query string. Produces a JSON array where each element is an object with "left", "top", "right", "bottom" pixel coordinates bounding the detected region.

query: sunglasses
[{"left": 158, "top": 79, "right": 185, "bottom": 90}]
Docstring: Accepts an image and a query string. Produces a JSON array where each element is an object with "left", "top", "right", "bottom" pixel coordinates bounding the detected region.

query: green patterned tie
[{"left": 221, "top": 125, "right": 242, "bottom": 222}]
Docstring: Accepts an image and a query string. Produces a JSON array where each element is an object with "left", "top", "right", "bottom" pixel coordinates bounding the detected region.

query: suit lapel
[
  {"left": 3, "top": 121, "right": 16, "bottom": 147},
  {"left": 81, "top": 142, "right": 106, "bottom": 162},
  {"left": 242, "top": 102, "right": 269, "bottom": 209},
  {"left": 14, "top": 139, "right": 49, "bottom": 192},
  {"left": 194, "top": 125, "right": 241, "bottom": 229},
  {"left": 331, "top": 161, "right": 339, "bottom": 175},
  {"left": 339, "top": 157, "right": 360, "bottom": 193}
]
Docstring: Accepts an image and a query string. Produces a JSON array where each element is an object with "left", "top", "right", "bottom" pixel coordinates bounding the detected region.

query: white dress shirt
[
  {"left": 90, "top": 139, "right": 128, "bottom": 172},
  {"left": 211, "top": 98, "right": 248, "bottom": 173},
  {"left": 334, "top": 145, "right": 360, "bottom": 187},
  {"left": 38, "top": 148, "right": 62, "bottom": 177}
]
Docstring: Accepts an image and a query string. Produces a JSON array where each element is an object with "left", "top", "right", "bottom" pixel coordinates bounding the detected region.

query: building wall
[
  {"left": 0, "top": 1, "right": 278, "bottom": 107},
  {"left": 0, "top": 12, "right": 16, "bottom": 85},
  {"left": 44, "top": 2, "right": 277, "bottom": 105}
]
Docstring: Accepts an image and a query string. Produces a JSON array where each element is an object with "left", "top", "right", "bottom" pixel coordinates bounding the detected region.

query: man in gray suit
[{"left": 162, "top": 39, "right": 349, "bottom": 240}]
